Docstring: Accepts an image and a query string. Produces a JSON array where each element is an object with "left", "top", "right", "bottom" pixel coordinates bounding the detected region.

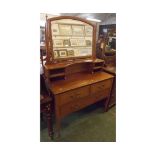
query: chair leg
[{"left": 46, "top": 104, "right": 54, "bottom": 139}]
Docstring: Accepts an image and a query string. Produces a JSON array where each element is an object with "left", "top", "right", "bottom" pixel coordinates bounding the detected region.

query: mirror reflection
[{"left": 51, "top": 19, "right": 93, "bottom": 59}]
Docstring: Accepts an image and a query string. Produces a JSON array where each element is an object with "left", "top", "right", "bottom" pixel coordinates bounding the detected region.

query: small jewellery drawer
[
  {"left": 91, "top": 79, "right": 112, "bottom": 94},
  {"left": 59, "top": 85, "right": 90, "bottom": 105}
]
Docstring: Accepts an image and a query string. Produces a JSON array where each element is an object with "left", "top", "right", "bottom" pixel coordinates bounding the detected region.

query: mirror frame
[{"left": 45, "top": 16, "right": 96, "bottom": 64}]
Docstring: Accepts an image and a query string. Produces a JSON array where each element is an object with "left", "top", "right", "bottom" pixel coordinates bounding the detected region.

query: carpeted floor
[{"left": 40, "top": 100, "right": 116, "bottom": 142}]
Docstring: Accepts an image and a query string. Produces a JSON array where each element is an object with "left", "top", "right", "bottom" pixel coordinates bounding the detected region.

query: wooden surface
[
  {"left": 43, "top": 15, "right": 114, "bottom": 137},
  {"left": 44, "top": 58, "right": 104, "bottom": 70},
  {"left": 51, "top": 72, "right": 114, "bottom": 137},
  {"left": 49, "top": 72, "right": 114, "bottom": 94},
  {"left": 44, "top": 58, "right": 104, "bottom": 81},
  {"left": 44, "top": 60, "right": 114, "bottom": 137}
]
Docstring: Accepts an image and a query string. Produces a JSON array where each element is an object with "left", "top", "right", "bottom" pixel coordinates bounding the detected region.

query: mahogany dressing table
[{"left": 44, "top": 16, "right": 114, "bottom": 136}]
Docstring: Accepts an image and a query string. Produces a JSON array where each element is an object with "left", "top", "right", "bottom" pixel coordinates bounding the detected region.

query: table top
[{"left": 49, "top": 72, "right": 114, "bottom": 94}]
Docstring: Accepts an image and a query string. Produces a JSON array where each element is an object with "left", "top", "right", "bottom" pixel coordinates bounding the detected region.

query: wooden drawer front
[
  {"left": 91, "top": 79, "right": 112, "bottom": 94},
  {"left": 60, "top": 96, "right": 93, "bottom": 117},
  {"left": 60, "top": 102, "right": 80, "bottom": 117},
  {"left": 93, "top": 88, "right": 110, "bottom": 102},
  {"left": 59, "top": 88, "right": 110, "bottom": 117},
  {"left": 59, "top": 86, "right": 90, "bottom": 105}
]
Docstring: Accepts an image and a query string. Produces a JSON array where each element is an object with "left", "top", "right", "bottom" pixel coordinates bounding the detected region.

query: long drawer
[
  {"left": 58, "top": 79, "right": 113, "bottom": 117},
  {"left": 59, "top": 96, "right": 93, "bottom": 117},
  {"left": 59, "top": 88, "right": 111, "bottom": 117},
  {"left": 91, "top": 79, "right": 112, "bottom": 94},
  {"left": 59, "top": 85, "right": 90, "bottom": 105}
]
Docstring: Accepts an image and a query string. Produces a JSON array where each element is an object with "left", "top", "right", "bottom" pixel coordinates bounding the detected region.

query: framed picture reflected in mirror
[
  {"left": 67, "top": 50, "right": 74, "bottom": 57},
  {"left": 54, "top": 50, "right": 59, "bottom": 58},
  {"left": 53, "top": 39, "right": 63, "bottom": 47},
  {"left": 70, "top": 39, "right": 78, "bottom": 46},
  {"left": 59, "top": 49, "right": 67, "bottom": 57},
  {"left": 85, "top": 40, "right": 92, "bottom": 46},
  {"left": 85, "top": 26, "right": 93, "bottom": 36},
  {"left": 72, "top": 25, "right": 84, "bottom": 36},
  {"left": 59, "top": 24, "right": 72, "bottom": 35},
  {"left": 77, "top": 39, "right": 86, "bottom": 46},
  {"left": 52, "top": 24, "right": 60, "bottom": 35},
  {"left": 63, "top": 39, "right": 71, "bottom": 47}
]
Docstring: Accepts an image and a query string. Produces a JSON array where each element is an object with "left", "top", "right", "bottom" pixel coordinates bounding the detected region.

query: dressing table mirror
[{"left": 45, "top": 16, "right": 96, "bottom": 64}]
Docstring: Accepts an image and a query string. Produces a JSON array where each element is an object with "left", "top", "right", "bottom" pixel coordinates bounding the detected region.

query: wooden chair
[{"left": 40, "top": 75, "right": 53, "bottom": 138}]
